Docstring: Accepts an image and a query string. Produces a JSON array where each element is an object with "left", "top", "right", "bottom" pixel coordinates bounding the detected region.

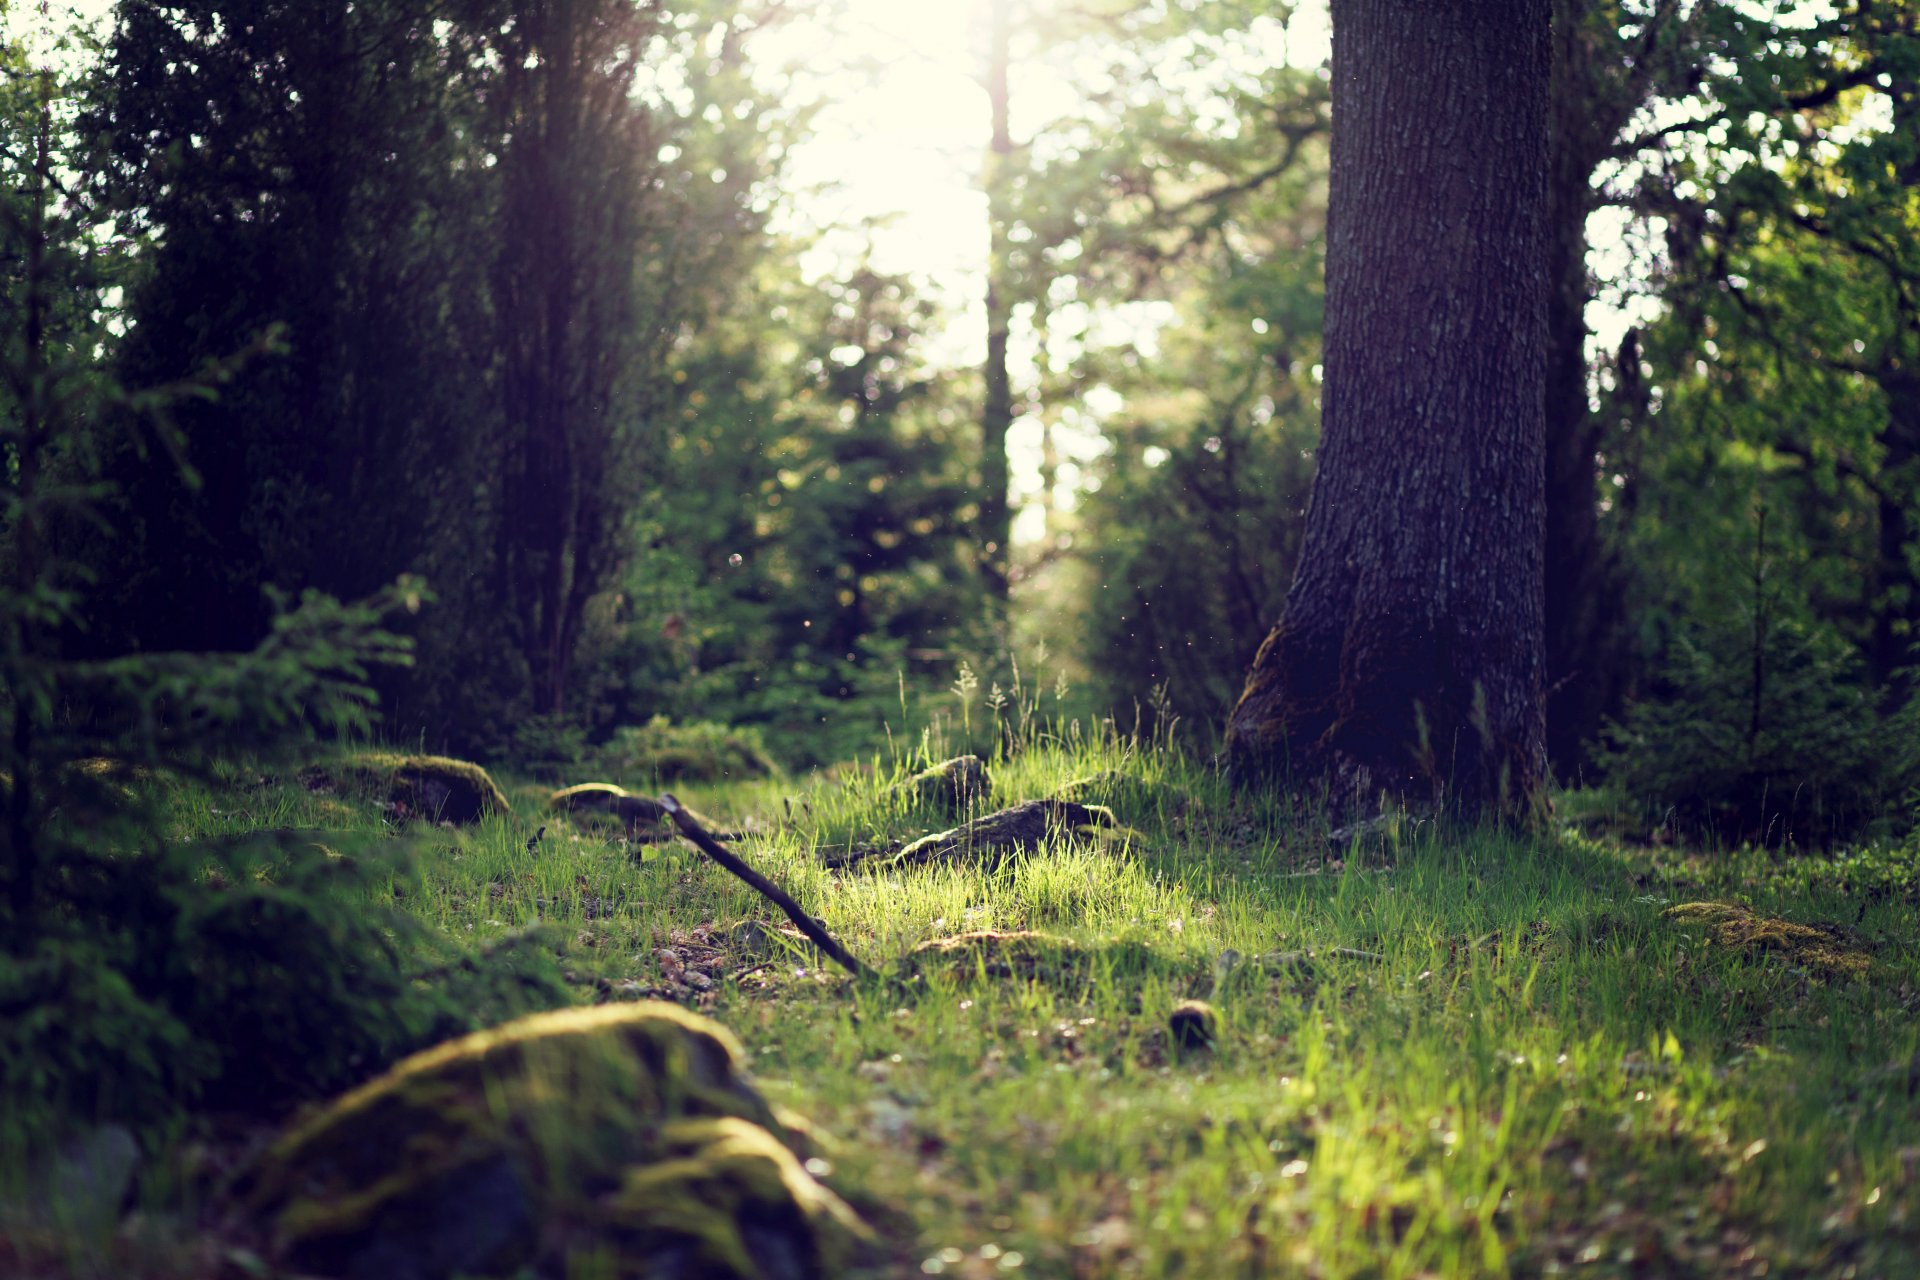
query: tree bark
[
  {"left": 979, "top": 0, "right": 1015, "bottom": 601},
  {"left": 1225, "top": 0, "right": 1550, "bottom": 817}
]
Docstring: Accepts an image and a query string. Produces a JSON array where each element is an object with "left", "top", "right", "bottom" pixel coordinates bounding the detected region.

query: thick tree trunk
[{"left": 1225, "top": 0, "right": 1550, "bottom": 817}]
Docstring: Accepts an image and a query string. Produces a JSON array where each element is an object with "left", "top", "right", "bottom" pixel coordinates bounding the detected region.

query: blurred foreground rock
[{"left": 232, "top": 1003, "right": 866, "bottom": 1280}]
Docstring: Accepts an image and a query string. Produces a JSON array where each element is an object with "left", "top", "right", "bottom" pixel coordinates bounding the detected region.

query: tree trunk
[
  {"left": 1225, "top": 0, "right": 1550, "bottom": 817},
  {"left": 979, "top": 0, "right": 1014, "bottom": 601}
]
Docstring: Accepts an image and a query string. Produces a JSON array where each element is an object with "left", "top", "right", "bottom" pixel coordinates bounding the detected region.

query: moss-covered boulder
[
  {"left": 233, "top": 1003, "right": 865, "bottom": 1279},
  {"left": 887, "top": 756, "right": 992, "bottom": 815},
  {"left": 549, "top": 783, "right": 672, "bottom": 837},
  {"left": 318, "top": 753, "right": 509, "bottom": 824},
  {"left": 1662, "top": 901, "right": 1871, "bottom": 978}
]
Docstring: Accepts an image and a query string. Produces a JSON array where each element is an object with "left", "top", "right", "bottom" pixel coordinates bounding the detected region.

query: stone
[
  {"left": 887, "top": 756, "right": 992, "bottom": 815},
  {"left": 548, "top": 783, "right": 673, "bottom": 837},
  {"left": 319, "top": 754, "right": 509, "bottom": 825},
  {"left": 233, "top": 1003, "right": 865, "bottom": 1280},
  {"left": 1168, "top": 1000, "right": 1218, "bottom": 1052},
  {"left": 827, "top": 799, "right": 1120, "bottom": 871}
]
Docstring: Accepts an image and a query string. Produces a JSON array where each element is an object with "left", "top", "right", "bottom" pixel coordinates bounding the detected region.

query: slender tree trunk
[
  {"left": 979, "top": 0, "right": 1014, "bottom": 601},
  {"left": 1871, "top": 368, "right": 1920, "bottom": 698},
  {"left": 1225, "top": 0, "right": 1550, "bottom": 817},
  {"left": 1540, "top": 0, "right": 1632, "bottom": 776}
]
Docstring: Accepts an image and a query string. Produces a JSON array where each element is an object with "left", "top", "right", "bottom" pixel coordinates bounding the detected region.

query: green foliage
[
  {"left": 0, "top": 52, "right": 566, "bottom": 1163},
  {"left": 588, "top": 264, "right": 990, "bottom": 768},
  {"left": 596, "top": 716, "right": 781, "bottom": 784},
  {"left": 1596, "top": 616, "right": 1920, "bottom": 845}
]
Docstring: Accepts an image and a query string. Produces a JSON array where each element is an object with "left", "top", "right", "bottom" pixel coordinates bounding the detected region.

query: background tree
[{"left": 1224, "top": 0, "right": 1551, "bottom": 815}]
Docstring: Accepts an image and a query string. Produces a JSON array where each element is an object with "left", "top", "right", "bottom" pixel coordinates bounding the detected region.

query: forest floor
[{"left": 44, "top": 734, "right": 1920, "bottom": 1277}]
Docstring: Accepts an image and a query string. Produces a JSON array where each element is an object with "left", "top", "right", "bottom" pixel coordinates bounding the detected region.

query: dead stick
[{"left": 659, "top": 794, "right": 870, "bottom": 978}]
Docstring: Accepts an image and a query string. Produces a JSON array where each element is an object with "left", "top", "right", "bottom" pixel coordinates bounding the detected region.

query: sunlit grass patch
[{"left": 47, "top": 732, "right": 1920, "bottom": 1280}]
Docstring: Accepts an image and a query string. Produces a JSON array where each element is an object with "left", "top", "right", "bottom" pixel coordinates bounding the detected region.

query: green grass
[{"left": 65, "top": 735, "right": 1920, "bottom": 1276}]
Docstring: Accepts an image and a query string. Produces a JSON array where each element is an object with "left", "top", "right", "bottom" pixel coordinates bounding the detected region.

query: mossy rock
[
  {"left": 549, "top": 783, "right": 672, "bottom": 836},
  {"left": 830, "top": 799, "right": 1124, "bottom": 871},
  {"left": 593, "top": 1117, "right": 869, "bottom": 1279},
  {"left": 1663, "top": 901, "right": 1871, "bottom": 978},
  {"left": 887, "top": 756, "right": 992, "bottom": 815},
  {"left": 1168, "top": 999, "right": 1218, "bottom": 1052},
  {"left": 322, "top": 753, "right": 509, "bottom": 824},
  {"left": 234, "top": 1003, "right": 865, "bottom": 1280},
  {"left": 1049, "top": 771, "right": 1195, "bottom": 822},
  {"left": 895, "top": 930, "right": 1191, "bottom": 988}
]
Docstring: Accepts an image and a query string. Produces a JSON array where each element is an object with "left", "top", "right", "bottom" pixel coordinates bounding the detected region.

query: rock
[
  {"left": 1168, "top": 999, "right": 1218, "bottom": 1052},
  {"left": 888, "top": 756, "right": 992, "bottom": 815},
  {"left": 829, "top": 799, "right": 1121, "bottom": 871},
  {"left": 320, "top": 754, "right": 509, "bottom": 824},
  {"left": 548, "top": 783, "right": 672, "bottom": 837},
  {"left": 233, "top": 1003, "right": 866, "bottom": 1280},
  {"left": 1048, "top": 771, "right": 1195, "bottom": 822},
  {"left": 29, "top": 1124, "right": 140, "bottom": 1231}
]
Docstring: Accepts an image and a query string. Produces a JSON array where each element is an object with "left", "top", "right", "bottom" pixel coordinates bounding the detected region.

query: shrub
[
  {"left": 595, "top": 716, "right": 781, "bottom": 783},
  {"left": 1595, "top": 618, "right": 1920, "bottom": 846}
]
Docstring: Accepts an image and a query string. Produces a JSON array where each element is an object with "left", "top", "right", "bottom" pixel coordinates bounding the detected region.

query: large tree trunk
[{"left": 1225, "top": 0, "right": 1550, "bottom": 817}]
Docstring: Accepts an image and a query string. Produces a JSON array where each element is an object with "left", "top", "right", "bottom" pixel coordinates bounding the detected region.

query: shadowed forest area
[{"left": 3, "top": 1, "right": 1919, "bottom": 1276}]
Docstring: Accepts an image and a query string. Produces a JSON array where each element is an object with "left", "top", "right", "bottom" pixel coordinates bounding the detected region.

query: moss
[
  {"left": 548, "top": 783, "right": 671, "bottom": 836},
  {"left": 1662, "top": 901, "right": 1872, "bottom": 978},
  {"left": 888, "top": 756, "right": 992, "bottom": 815},
  {"left": 596, "top": 1117, "right": 869, "bottom": 1279},
  {"left": 323, "top": 753, "right": 509, "bottom": 824},
  {"left": 235, "top": 1003, "right": 860, "bottom": 1278}
]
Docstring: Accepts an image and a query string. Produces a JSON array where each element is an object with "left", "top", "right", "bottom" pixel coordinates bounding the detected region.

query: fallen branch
[{"left": 659, "top": 793, "right": 870, "bottom": 978}]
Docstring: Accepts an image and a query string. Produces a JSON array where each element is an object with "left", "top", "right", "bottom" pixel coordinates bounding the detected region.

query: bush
[
  {"left": 0, "top": 73, "right": 567, "bottom": 1164},
  {"left": 594, "top": 716, "right": 781, "bottom": 783},
  {"left": 1595, "top": 617, "right": 1920, "bottom": 846}
]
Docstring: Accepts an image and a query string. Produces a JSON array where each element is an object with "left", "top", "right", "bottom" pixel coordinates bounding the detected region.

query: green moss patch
[
  {"left": 234, "top": 1002, "right": 865, "bottom": 1278},
  {"left": 1662, "top": 901, "right": 1872, "bottom": 978}
]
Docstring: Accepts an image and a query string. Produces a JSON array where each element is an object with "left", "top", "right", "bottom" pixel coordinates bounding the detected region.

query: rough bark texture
[
  {"left": 978, "top": 0, "right": 1015, "bottom": 601},
  {"left": 1226, "top": 0, "right": 1550, "bottom": 816}
]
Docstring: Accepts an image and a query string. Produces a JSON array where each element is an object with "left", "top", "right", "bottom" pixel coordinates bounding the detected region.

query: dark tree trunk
[
  {"left": 1225, "top": 0, "right": 1550, "bottom": 817},
  {"left": 979, "top": 0, "right": 1014, "bottom": 601}
]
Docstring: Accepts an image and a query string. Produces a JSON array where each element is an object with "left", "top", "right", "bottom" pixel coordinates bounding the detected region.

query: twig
[{"left": 659, "top": 793, "right": 870, "bottom": 978}]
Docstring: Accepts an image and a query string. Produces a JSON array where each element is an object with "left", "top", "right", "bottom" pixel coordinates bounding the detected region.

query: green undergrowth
[{"left": 13, "top": 737, "right": 1920, "bottom": 1279}]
